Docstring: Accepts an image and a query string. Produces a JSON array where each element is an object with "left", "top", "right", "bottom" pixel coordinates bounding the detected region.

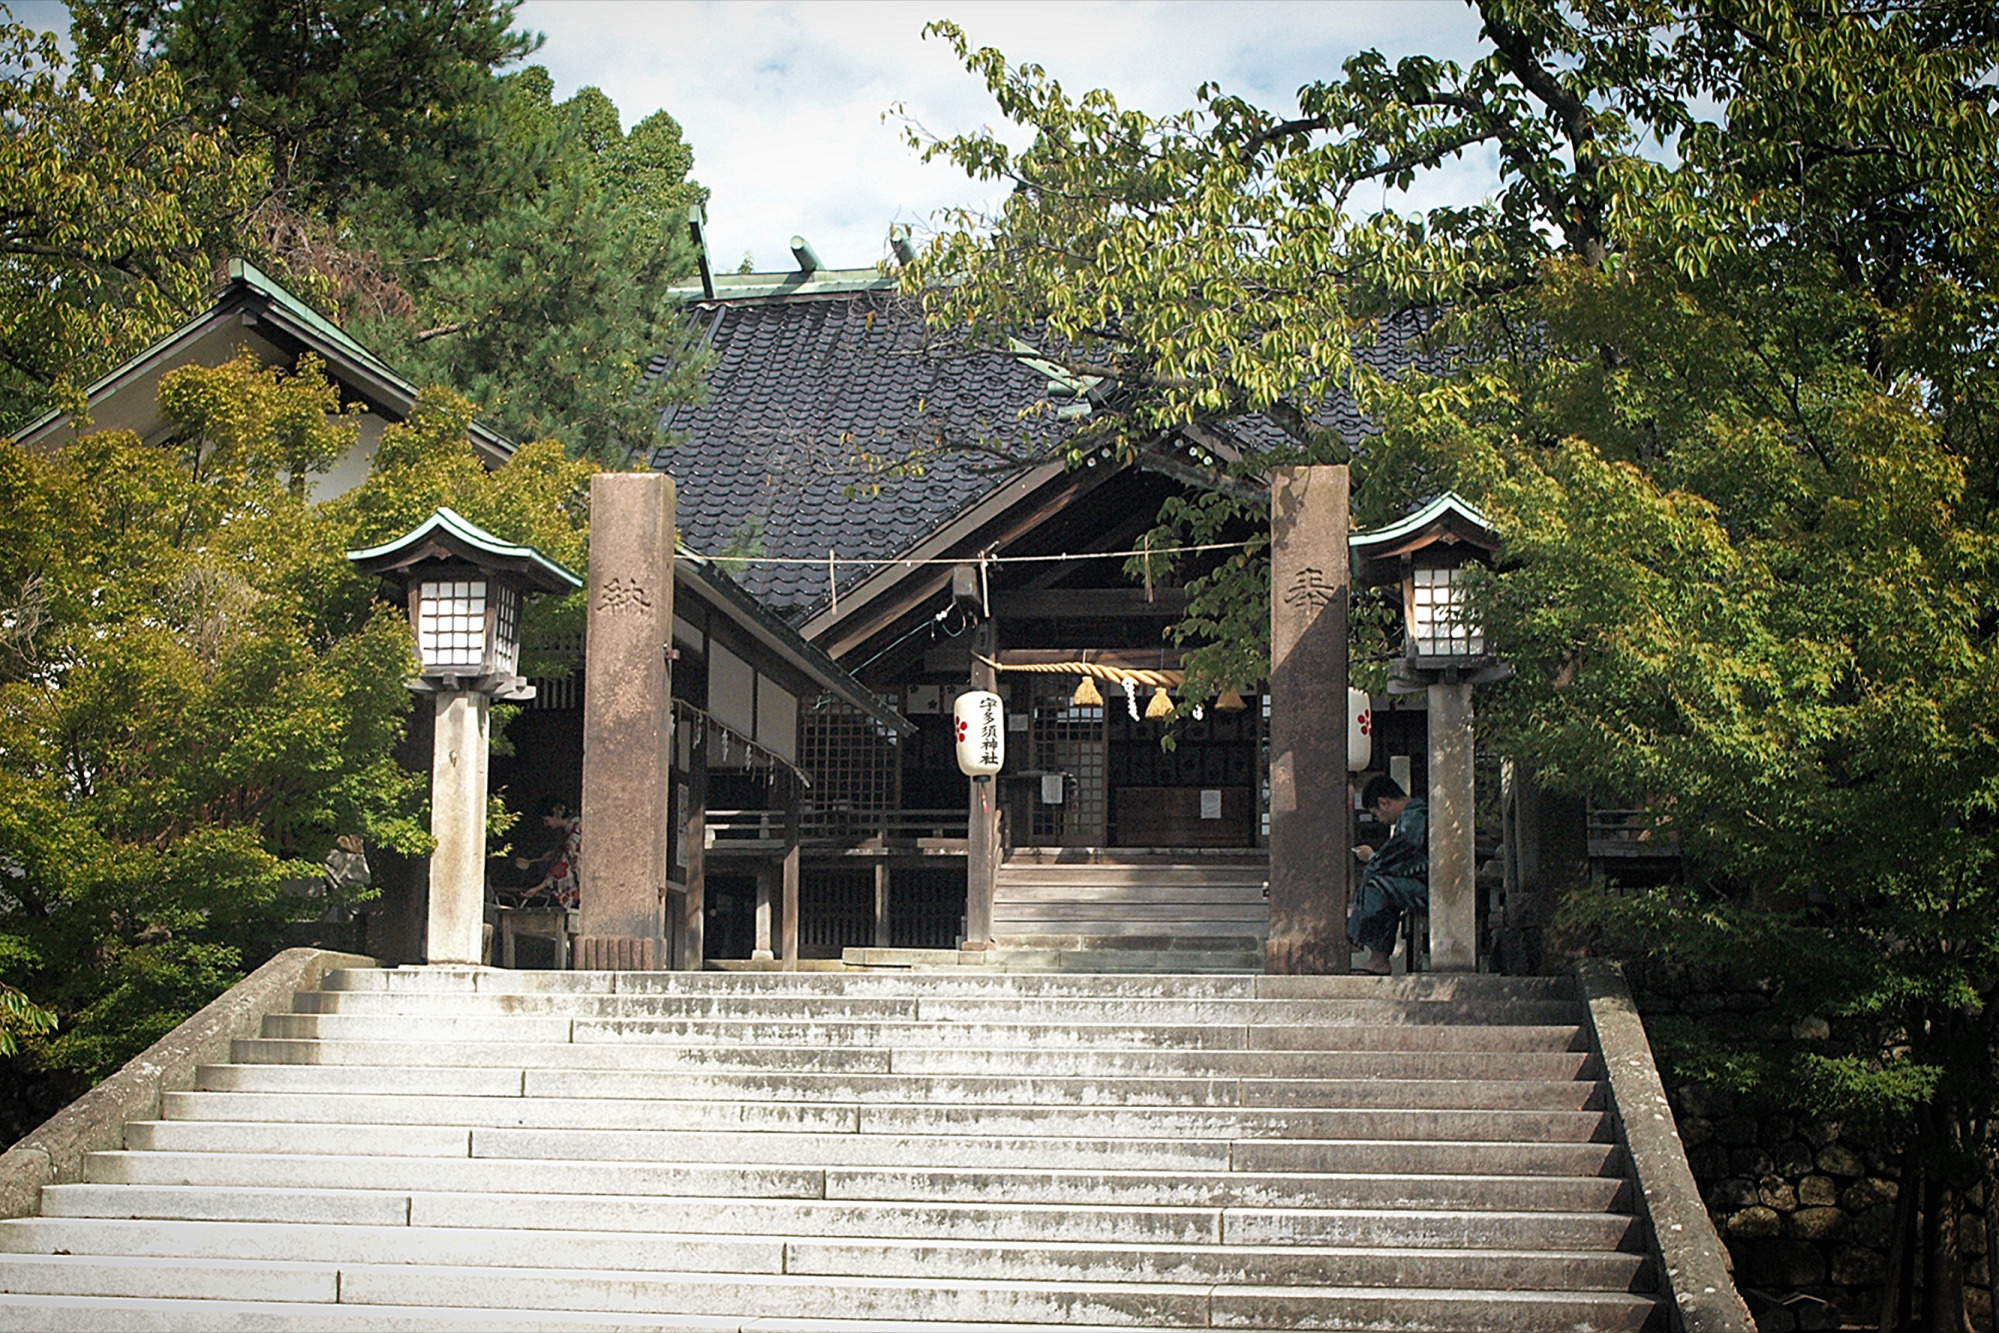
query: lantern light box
[{"left": 348, "top": 507, "right": 581, "bottom": 694}]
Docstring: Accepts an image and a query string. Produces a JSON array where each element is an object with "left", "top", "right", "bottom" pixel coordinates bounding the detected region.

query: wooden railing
[{"left": 704, "top": 808, "right": 969, "bottom": 849}]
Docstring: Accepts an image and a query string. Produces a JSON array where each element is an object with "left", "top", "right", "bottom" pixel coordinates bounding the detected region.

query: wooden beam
[
  {"left": 992, "top": 589, "right": 1187, "bottom": 619},
  {"left": 681, "top": 723, "right": 708, "bottom": 970}
]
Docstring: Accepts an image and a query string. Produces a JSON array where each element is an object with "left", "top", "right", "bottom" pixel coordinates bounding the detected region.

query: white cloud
[{"left": 515, "top": 0, "right": 1493, "bottom": 274}]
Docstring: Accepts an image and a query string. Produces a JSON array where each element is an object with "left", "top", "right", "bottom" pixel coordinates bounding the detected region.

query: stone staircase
[
  {"left": 993, "top": 852, "right": 1269, "bottom": 971},
  {"left": 0, "top": 968, "right": 1664, "bottom": 1331}
]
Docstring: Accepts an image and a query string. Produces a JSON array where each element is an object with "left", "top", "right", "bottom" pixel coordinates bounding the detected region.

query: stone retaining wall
[{"left": 1623, "top": 958, "right": 1993, "bottom": 1332}]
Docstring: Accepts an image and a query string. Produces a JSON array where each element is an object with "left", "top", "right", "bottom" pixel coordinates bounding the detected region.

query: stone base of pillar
[
  {"left": 1265, "top": 935, "right": 1345, "bottom": 976},
  {"left": 573, "top": 935, "right": 660, "bottom": 971}
]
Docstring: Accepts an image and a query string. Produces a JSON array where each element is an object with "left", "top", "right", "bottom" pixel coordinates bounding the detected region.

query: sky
[
  {"left": 10, "top": 1, "right": 1498, "bottom": 274},
  {"left": 516, "top": 1, "right": 1494, "bottom": 273}
]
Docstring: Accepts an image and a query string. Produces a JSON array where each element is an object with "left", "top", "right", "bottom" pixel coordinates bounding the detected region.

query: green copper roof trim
[
  {"left": 1349, "top": 491, "right": 1496, "bottom": 553},
  {"left": 347, "top": 507, "right": 583, "bottom": 590},
  {"left": 669, "top": 266, "right": 896, "bottom": 303}
]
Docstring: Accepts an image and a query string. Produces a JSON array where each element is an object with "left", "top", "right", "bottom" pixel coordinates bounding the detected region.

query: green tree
[
  {"left": 344, "top": 68, "right": 711, "bottom": 462},
  {"left": 72, "top": 1, "right": 710, "bottom": 463},
  {"left": 0, "top": 351, "right": 592, "bottom": 1097},
  {"left": 70, "top": 0, "right": 539, "bottom": 214},
  {"left": 909, "top": 3, "right": 1999, "bottom": 1317},
  {"left": 0, "top": 20, "right": 256, "bottom": 432}
]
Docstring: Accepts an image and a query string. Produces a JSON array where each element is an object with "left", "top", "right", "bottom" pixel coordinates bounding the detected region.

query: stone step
[
  {"left": 317, "top": 968, "right": 1579, "bottom": 1003},
  {"left": 155, "top": 1103, "right": 1623, "bottom": 1175},
  {"left": 0, "top": 1218, "right": 1651, "bottom": 1292},
  {"left": 133, "top": 1102, "right": 1612, "bottom": 1150},
  {"left": 993, "top": 884, "right": 1271, "bottom": 903},
  {"left": 0, "top": 1293, "right": 1193, "bottom": 1333},
  {"left": 0, "top": 1258, "right": 1665, "bottom": 1331},
  {"left": 84, "top": 1152, "right": 1633, "bottom": 1212},
  {"left": 205, "top": 1047, "right": 1598, "bottom": 1096},
  {"left": 173, "top": 1073, "right": 1605, "bottom": 1120},
  {"left": 42, "top": 1185, "right": 1645, "bottom": 1251},
  {"left": 267, "top": 997, "right": 1588, "bottom": 1031},
  {"left": 137, "top": 1120, "right": 1234, "bottom": 1172},
  {"left": 994, "top": 867, "right": 1270, "bottom": 886}
]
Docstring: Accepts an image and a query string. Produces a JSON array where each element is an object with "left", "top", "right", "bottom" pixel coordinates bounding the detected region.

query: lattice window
[
  {"left": 1031, "top": 686, "right": 1106, "bottom": 845},
  {"left": 418, "top": 579, "right": 486, "bottom": 669},
  {"left": 799, "top": 868, "right": 875, "bottom": 952},
  {"left": 799, "top": 696, "right": 900, "bottom": 813}
]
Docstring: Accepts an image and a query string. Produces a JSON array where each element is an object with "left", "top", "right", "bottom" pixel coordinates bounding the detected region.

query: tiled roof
[
  {"left": 647, "top": 288, "right": 1450, "bottom": 622},
  {"left": 649, "top": 291, "right": 1068, "bottom": 619}
]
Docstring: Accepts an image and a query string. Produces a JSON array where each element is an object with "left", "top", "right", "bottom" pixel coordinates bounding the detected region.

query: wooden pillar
[
  {"left": 963, "top": 621, "right": 999, "bottom": 950},
  {"left": 873, "top": 861, "right": 891, "bottom": 949},
  {"left": 752, "top": 869, "right": 774, "bottom": 960},
  {"left": 1428, "top": 680, "right": 1477, "bottom": 970},
  {"left": 682, "top": 721, "right": 708, "bottom": 970},
  {"left": 578, "top": 473, "right": 674, "bottom": 970},
  {"left": 1267, "top": 465, "right": 1351, "bottom": 974},
  {"left": 781, "top": 776, "right": 801, "bottom": 971}
]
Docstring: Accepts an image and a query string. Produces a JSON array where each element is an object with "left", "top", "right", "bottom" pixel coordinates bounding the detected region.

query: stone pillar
[
  {"left": 681, "top": 724, "right": 707, "bottom": 969},
  {"left": 1428, "top": 679, "right": 1476, "bottom": 971},
  {"left": 426, "top": 689, "right": 490, "bottom": 965},
  {"left": 963, "top": 623, "right": 1000, "bottom": 950},
  {"left": 1267, "top": 465, "right": 1350, "bottom": 974},
  {"left": 578, "top": 473, "right": 675, "bottom": 970}
]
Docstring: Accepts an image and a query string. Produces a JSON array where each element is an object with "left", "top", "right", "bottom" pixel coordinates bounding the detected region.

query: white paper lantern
[
  {"left": 1349, "top": 686, "right": 1372, "bottom": 773},
  {"left": 953, "top": 689, "right": 1005, "bottom": 778}
]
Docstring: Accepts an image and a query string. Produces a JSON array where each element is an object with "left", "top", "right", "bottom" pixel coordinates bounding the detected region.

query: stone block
[
  {"left": 1728, "top": 1205, "right": 1781, "bottom": 1238},
  {"left": 1689, "top": 1143, "right": 1731, "bottom": 1180},
  {"left": 1773, "top": 1141, "right": 1815, "bottom": 1177},
  {"left": 1839, "top": 1177, "right": 1896, "bottom": 1212},
  {"left": 1797, "top": 1175, "right": 1838, "bottom": 1208},
  {"left": 1815, "top": 1142, "right": 1864, "bottom": 1176},
  {"left": 1968, "top": 1284, "right": 1993, "bottom": 1328},
  {"left": 1798, "top": 1121, "right": 1840, "bottom": 1148},
  {"left": 1961, "top": 1211, "right": 1987, "bottom": 1256},
  {"left": 1709, "top": 1178, "right": 1759, "bottom": 1210},
  {"left": 1829, "top": 1244, "right": 1886, "bottom": 1286},
  {"left": 1786, "top": 1206, "right": 1846, "bottom": 1241},
  {"left": 1679, "top": 1116, "right": 1713, "bottom": 1147},
  {"left": 1758, "top": 1177, "right": 1797, "bottom": 1212},
  {"left": 1850, "top": 1203, "right": 1896, "bottom": 1250},
  {"left": 1789, "top": 1015, "right": 1829, "bottom": 1041},
  {"left": 1758, "top": 1115, "right": 1796, "bottom": 1148},
  {"left": 1732, "top": 1147, "right": 1774, "bottom": 1176}
]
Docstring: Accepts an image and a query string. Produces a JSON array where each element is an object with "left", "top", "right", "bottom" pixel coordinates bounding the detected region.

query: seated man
[{"left": 1348, "top": 775, "right": 1428, "bottom": 975}]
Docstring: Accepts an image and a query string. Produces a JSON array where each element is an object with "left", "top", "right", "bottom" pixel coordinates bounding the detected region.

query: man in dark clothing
[{"left": 1348, "top": 774, "right": 1428, "bottom": 975}]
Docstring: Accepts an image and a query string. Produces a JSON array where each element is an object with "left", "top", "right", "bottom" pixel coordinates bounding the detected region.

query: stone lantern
[
  {"left": 349, "top": 508, "right": 581, "bottom": 964},
  {"left": 1350, "top": 492, "right": 1506, "bottom": 971}
]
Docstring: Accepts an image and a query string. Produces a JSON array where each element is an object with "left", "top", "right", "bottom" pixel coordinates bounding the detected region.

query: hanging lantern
[
  {"left": 1215, "top": 688, "right": 1246, "bottom": 713},
  {"left": 953, "top": 689, "right": 1005, "bottom": 779},
  {"left": 1349, "top": 685, "right": 1372, "bottom": 772},
  {"left": 1072, "top": 675, "right": 1103, "bottom": 708},
  {"left": 1145, "top": 686, "right": 1174, "bottom": 720}
]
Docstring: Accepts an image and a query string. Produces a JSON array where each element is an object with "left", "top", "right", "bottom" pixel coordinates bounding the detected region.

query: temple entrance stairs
[
  {"left": 992, "top": 850, "right": 1269, "bottom": 972},
  {"left": 0, "top": 968, "right": 1662, "bottom": 1331}
]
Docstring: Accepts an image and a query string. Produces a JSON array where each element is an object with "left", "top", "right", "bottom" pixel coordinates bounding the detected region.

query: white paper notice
[
  {"left": 1041, "top": 774, "right": 1064, "bottom": 805},
  {"left": 1200, "top": 789, "right": 1223, "bottom": 820}
]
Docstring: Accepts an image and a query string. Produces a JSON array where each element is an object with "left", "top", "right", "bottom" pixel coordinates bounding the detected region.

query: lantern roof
[
  {"left": 346, "top": 508, "right": 582, "bottom": 593},
  {"left": 1349, "top": 491, "right": 1499, "bottom": 589}
]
